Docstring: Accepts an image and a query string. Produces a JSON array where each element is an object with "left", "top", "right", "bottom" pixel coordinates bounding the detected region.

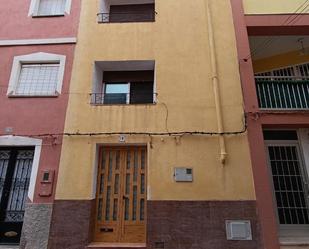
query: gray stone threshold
[{"left": 0, "top": 246, "right": 19, "bottom": 249}]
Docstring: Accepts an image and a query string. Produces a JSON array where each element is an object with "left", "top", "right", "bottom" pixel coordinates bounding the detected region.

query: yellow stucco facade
[
  {"left": 243, "top": 0, "right": 309, "bottom": 15},
  {"left": 55, "top": 0, "right": 256, "bottom": 201}
]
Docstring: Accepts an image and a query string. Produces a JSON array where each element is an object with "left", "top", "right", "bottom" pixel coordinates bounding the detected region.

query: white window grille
[
  {"left": 37, "top": 0, "right": 66, "bottom": 16},
  {"left": 15, "top": 64, "right": 60, "bottom": 96},
  {"left": 8, "top": 52, "right": 66, "bottom": 97},
  {"left": 266, "top": 143, "right": 309, "bottom": 225},
  {"left": 255, "top": 62, "right": 309, "bottom": 79}
]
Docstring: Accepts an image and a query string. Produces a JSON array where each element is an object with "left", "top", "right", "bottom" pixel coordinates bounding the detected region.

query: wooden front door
[
  {"left": 94, "top": 146, "right": 147, "bottom": 243},
  {"left": 0, "top": 147, "right": 34, "bottom": 244}
]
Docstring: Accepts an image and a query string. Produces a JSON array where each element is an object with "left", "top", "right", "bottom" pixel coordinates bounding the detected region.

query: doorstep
[{"left": 86, "top": 242, "right": 146, "bottom": 249}]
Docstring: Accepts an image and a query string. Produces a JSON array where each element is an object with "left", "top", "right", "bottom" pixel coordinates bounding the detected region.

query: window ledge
[
  {"left": 90, "top": 103, "right": 156, "bottom": 106},
  {"left": 98, "top": 20, "right": 155, "bottom": 24},
  {"left": 8, "top": 94, "right": 59, "bottom": 98},
  {"left": 32, "top": 14, "right": 65, "bottom": 18}
]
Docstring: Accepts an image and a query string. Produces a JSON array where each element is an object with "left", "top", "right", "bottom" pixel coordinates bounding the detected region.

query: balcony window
[
  {"left": 98, "top": 0, "right": 155, "bottom": 23},
  {"left": 104, "top": 83, "right": 129, "bottom": 104},
  {"left": 92, "top": 61, "right": 156, "bottom": 105}
]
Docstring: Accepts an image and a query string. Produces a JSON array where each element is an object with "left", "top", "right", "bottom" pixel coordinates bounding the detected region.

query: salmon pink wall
[
  {"left": 0, "top": 45, "right": 75, "bottom": 203},
  {"left": 0, "top": 0, "right": 81, "bottom": 203},
  {"left": 0, "top": 0, "right": 81, "bottom": 40}
]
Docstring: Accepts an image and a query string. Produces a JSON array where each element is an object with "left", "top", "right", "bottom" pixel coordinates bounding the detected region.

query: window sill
[
  {"left": 98, "top": 20, "right": 155, "bottom": 24},
  {"left": 32, "top": 14, "right": 65, "bottom": 18},
  {"left": 90, "top": 103, "right": 156, "bottom": 106},
  {"left": 8, "top": 94, "right": 59, "bottom": 98}
]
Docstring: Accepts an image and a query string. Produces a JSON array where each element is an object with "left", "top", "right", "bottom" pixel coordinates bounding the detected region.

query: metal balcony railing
[
  {"left": 90, "top": 92, "right": 157, "bottom": 105},
  {"left": 255, "top": 76, "right": 309, "bottom": 110},
  {"left": 97, "top": 12, "right": 155, "bottom": 23}
]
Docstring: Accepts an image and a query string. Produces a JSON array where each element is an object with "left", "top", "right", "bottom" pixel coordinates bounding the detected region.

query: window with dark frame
[
  {"left": 98, "top": 1, "right": 155, "bottom": 23},
  {"left": 102, "top": 70, "right": 154, "bottom": 105},
  {"left": 109, "top": 4, "right": 155, "bottom": 23}
]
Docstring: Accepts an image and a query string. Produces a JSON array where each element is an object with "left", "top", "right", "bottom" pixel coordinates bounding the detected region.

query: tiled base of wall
[
  {"left": 147, "top": 201, "right": 263, "bottom": 249},
  {"left": 47, "top": 200, "right": 262, "bottom": 249},
  {"left": 48, "top": 200, "right": 95, "bottom": 249}
]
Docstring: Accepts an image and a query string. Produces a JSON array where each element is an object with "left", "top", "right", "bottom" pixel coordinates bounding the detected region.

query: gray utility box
[
  {"left": 174, "top": 167, "right": 193, "bottom": 182},
  {"left": 225, "top": 220, "right": 252, "bottom": 241}
]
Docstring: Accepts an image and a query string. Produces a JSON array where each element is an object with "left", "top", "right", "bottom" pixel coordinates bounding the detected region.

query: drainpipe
[{"left": 206, "top": 0, "right": 227, "bottom": 164}]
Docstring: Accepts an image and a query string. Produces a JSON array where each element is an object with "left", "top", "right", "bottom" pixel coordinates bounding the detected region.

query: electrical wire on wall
[{"left": 0, "top": 113, "right": 248, "bottom": 139}]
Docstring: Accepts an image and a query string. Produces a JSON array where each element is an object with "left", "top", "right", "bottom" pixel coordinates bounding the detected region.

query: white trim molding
[
  {"left": 0, "top": 136, "right": 42, "bottom": 202},
  {"left": 7, "top": 52, "right": 66, "bottom": 96},
  {"left": 28, "top": 0, "right": 72, "bottom": 17},
  {"left": 0, "top": 37, "right": 76, "bottom": 46},
  {"left": 298, "top": 129, "right": 309, "bottom": 175}
]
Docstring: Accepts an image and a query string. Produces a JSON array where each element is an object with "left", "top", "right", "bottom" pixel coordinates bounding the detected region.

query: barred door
[
  {"left": 266, "top": 144, "right": 309, "bottom": 231},
  {"left": 95, "top": 147, "right": 147, "bottom": 243},
  {"left": 0, "top": 147, "right": 34, "bottom": 244}
]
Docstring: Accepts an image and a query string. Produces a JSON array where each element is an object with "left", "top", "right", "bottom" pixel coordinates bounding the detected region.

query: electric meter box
[{"left": 174, "top": 167, "right": 193, "bottom": 182}]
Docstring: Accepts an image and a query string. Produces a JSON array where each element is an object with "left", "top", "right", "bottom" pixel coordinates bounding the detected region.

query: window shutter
[
  {"left": 16, "top": 64, "right": 60, "bottom": 95},
  {"left": 38, "top": 0, "right": 66, "bottom": 15}
]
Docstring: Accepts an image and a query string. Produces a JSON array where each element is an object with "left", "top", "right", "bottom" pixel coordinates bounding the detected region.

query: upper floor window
[
  {"left": 16, "top": 63, "right": 60, "bottom": 96},
  {"left": 7, "top": 52, "right": 66, "bottom": 97},
  {"left": 28, "top": 0, "right": 72, "bottom": 17},
  {"left": 98, "top": 0, "right": 155, "bottom": 23},
  {"left": 103, "top": 71, "right": 154, "bottom": 104},
  {"left": 92, "top": 60, "right": 156, "bottom": 105}
]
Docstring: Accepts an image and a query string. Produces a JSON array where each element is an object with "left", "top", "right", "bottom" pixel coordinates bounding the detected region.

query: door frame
[
  {"left": 0, "top": 146, "right": 35, "bottom": 244},
  {"left": 264, "top": 139, "right": 309, "bottom": 237},
  {"left": 93, "top": 145, "right": 148, "bottom": 243},
  {"left": 0, "top": 136, "right": 42, "bottom": 203}
]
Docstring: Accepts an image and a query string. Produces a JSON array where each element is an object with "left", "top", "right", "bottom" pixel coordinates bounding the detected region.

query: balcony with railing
[
  {"left": 97, "top": 11, "right": 155, "bottom": 23},
  {"left": 255, "top": 76, "right": 309, "bottom": 110},
  {"left": 98, "top": 1, "right": 155, "bottom": 23},
  {"left": 90, "top": 92, "right": 157, "bottom": 105}
]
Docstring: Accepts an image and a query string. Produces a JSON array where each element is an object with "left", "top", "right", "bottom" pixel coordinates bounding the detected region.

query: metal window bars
[
  {"left": 14, "top": 64, "right": 60, "bottom": 96},
  {"left": 268, "top": 145, "right": 309, "bottom": 225},
  {"left": 90, "top": 92, "right": 157, "bottom": 105}
]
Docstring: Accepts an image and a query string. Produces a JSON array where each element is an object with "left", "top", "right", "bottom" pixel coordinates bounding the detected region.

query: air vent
[{"left": 226, "top": 220, "right": 252, "bottom": 241}]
